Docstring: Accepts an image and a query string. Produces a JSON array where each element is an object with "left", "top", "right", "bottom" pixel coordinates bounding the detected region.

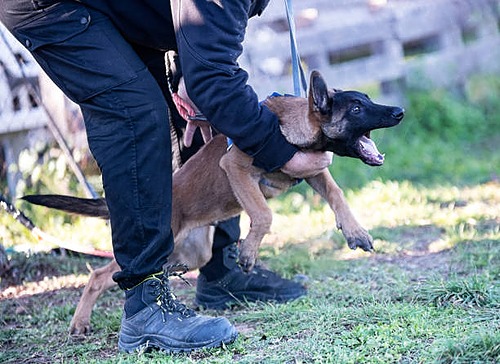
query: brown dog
[{"left": 24, "top": 71, "right": 404, "bottom": 334}]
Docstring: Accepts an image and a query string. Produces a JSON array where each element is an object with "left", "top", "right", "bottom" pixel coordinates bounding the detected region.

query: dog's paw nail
[
  {"left": 360, "top": 242, "right": 372, "bottom": 251},
  {"left": 241, "top": 266, "right": 252, "bottom": 274},
  {"left": 69, "top": 325, "right": 90, "bottom": 337},
  {"left": 238, "top": 259, "right": 252, "bottom": 273},
  {"left": 347, "top": 236, "right": 374, "bottom": 252},
  {"left": 347, "top": 240, "right": 355, "bottom": 250}
]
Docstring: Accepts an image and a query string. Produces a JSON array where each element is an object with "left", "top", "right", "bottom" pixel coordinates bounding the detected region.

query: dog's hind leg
[
  {"left": 69, "top": 225, "right": 214, "bottom": 336},
  {"left": 169, "top": 226, "right": 215, "bottom": 270},
  {"left": 69, "top": 259, "right": 119, "bottom": 335},
  {"left": 306, "top": 170, "right": 373, "bottom": 252}
]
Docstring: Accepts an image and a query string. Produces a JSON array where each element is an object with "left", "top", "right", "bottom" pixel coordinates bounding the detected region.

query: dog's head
[{"left": 308, "top": 71, "right": 404, "bottom": 166}]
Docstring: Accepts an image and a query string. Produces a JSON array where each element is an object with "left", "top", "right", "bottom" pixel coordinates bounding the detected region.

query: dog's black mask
[{"left": 310, "top": 71, "right": 404, "bottom": 166}]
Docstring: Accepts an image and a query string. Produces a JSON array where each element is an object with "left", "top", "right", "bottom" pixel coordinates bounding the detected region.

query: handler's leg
[
  {"left": 0, "top": 1, "right": 236, "bottom": 352},
  {"left": 195, "top": 218, "right": 307, "bottom": 310}
]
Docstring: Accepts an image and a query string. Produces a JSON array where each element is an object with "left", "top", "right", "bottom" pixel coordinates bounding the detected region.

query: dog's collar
[
  {"left": 264, "top": 92, "right": 296, "bottom": 101},
  {"left": 226, "top": 137, "right": 233, "bottom": 151}
]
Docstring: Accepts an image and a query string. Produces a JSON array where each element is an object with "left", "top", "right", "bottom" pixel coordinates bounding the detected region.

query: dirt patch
[
  {"left": 373, "top": 249, "right": 452, "bottom": 280},
  {"left": 403, "top": 224, "right": 446, "bottom": 252},
  {"left": 371, "top": 224, "right": 445, "bottom": 252}
]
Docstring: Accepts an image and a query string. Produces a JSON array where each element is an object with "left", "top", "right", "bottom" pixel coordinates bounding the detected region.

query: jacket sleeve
[{"left": 170, "top": 0, "right": 298, "bottom": 172}]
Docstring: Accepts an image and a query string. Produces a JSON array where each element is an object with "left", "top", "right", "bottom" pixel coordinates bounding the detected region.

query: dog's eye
[{"left": 351, "top": 106, "right": 361, "bottom": 114}]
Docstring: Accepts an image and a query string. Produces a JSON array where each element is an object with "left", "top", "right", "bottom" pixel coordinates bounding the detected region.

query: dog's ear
[{"left": 309, "top": 71, "right": 332, "bottom": 116}]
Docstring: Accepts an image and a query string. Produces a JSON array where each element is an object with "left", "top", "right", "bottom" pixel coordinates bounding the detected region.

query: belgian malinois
[{"left": 23, "top": 70, "right": 404, "bottom": 335}]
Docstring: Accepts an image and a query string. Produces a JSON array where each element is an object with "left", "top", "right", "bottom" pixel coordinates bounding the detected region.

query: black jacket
[{"left": 78, "top": 0, "right": 297, "bottom": 172}]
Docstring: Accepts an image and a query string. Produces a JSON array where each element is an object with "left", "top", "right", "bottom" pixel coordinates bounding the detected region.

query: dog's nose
[{"left": 392, "top": 107, "right": 405, "bottom": 121}]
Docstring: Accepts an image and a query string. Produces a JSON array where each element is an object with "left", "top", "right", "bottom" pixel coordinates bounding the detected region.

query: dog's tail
[{"left": 22, "top": 195, "right": 110, "bottom": 219}]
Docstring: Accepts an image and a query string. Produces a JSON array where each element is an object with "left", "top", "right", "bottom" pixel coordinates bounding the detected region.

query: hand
[
  {"left": 281, "top": 151, "right": 333, "bottom": 178},
  {"left": 172, "top": 92, "right": 212, "bottom": 147}
]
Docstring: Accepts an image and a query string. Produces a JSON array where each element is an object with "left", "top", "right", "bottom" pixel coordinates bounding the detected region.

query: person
[{"left": 0, "top": 0, "right": 333, "bottom": 354}]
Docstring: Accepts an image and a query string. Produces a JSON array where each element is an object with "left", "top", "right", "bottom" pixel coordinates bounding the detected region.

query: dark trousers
[
  {"left": 0, "top": 0, "right": 239, "bottom": 289},
  {"left": 148, "top": 48, "right": 241, "bottom": 260}
]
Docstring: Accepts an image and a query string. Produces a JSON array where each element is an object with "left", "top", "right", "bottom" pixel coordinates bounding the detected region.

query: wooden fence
[
  {"left": 0, "top": 0, "right": 499, "bottom": 195},
  {"left": 241, "top": 0, "right": 500, "bottom": 101}
]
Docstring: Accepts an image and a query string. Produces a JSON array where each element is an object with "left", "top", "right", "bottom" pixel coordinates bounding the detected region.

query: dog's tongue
[{"left": 359, "top": 135, "right": 385, "bottom": 165}]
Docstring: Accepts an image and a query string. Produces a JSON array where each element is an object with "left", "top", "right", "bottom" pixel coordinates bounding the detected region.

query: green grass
[
  {"left": 1, "top": 76, "right": 499, "bottom": 363},
  {"left": 1, "top": 181, "right": 498, "bottom": 363},
  {"left": 327, "top": 74, "right": 500, "bottom": 189}
]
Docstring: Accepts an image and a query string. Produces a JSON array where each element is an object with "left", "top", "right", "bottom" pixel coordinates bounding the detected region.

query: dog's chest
[{"left": 259, "top": 172, "right": 302, "bottom": 199}]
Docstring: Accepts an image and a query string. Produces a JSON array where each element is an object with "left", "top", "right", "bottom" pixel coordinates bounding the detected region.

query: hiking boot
[
  {"left": 195, "top": 244, "right": 307, "bottom": 310},
  {"left": 118, "top": 265, "right": 238, "bottom": 353}
]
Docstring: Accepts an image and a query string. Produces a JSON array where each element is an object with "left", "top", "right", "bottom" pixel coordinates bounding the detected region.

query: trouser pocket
[{"left": 12, "top": 2, "right": 138, "bottom": 102}]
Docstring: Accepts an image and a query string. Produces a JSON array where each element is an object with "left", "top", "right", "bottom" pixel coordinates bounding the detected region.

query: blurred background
[{"left": 0, "top": 0, "right": 499, "bottom": 253}]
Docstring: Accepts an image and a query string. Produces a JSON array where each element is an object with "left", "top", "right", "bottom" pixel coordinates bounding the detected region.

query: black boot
[
  {"left": 195, "top": 243, "right": 307, "bottom": 310},
  {"left": 118, "top": 265, "right": 237, "bottom": 353}
]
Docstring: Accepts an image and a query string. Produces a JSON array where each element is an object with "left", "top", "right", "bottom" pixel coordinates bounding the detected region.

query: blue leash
[{"left": 284, "top": 0, "right": 307, "bottom": 97}]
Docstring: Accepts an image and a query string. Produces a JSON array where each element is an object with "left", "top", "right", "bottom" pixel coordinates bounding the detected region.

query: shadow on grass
[
  {"left": 0, "top": 250, "right": 110, "bottom": 288},
  {"left": 370, "top": 224, "right": 446, "bottom": 253}
]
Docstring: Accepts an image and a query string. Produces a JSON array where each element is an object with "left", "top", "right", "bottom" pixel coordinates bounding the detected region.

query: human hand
[
  {"left": 172, "top": 89, "right": 212, "bottom": 147},
  {"left": 281, "top": 151, "right": 334, "bottom": 178}
]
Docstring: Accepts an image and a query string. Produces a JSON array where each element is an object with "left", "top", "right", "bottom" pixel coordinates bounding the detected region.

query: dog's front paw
[
  {"left": 238, "top": 240, "right": 258, "bottom": 273},
  {"left": 238, "top": 253, "right": 257, "bottom": 273},
  {"left": 345, "top": 229, "right": 374, "bottom": 252},
  {"left": 69, "top": 318, "right": 91, "bottom": 336}
]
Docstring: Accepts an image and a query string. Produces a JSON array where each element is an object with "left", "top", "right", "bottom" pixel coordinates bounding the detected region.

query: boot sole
[{"left": 118, "top": 329, "right": 238, "bottom": 353}]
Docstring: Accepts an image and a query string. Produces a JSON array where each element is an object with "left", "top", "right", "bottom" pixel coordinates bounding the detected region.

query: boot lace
[{"left": 151, "top": 264, "right": 196, "bottom": 319}]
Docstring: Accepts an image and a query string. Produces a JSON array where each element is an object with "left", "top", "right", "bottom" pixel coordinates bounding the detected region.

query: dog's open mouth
[{"left": 359, "top": 132, "right": 385, "bottom": 166}]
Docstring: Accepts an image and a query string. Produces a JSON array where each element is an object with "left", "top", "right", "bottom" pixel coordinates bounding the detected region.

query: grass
[
  {"left": 1, "top": 181, "right": 498, "bottom": 363},
  {"left": 415, "top": 274, "right": 495, "bottom": 308},
  {"left": 325, "top": 74, "right": 500, "bottom": 189},
  {"left": 0, "top": 75, "right": 499, "bottom": 362}
]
